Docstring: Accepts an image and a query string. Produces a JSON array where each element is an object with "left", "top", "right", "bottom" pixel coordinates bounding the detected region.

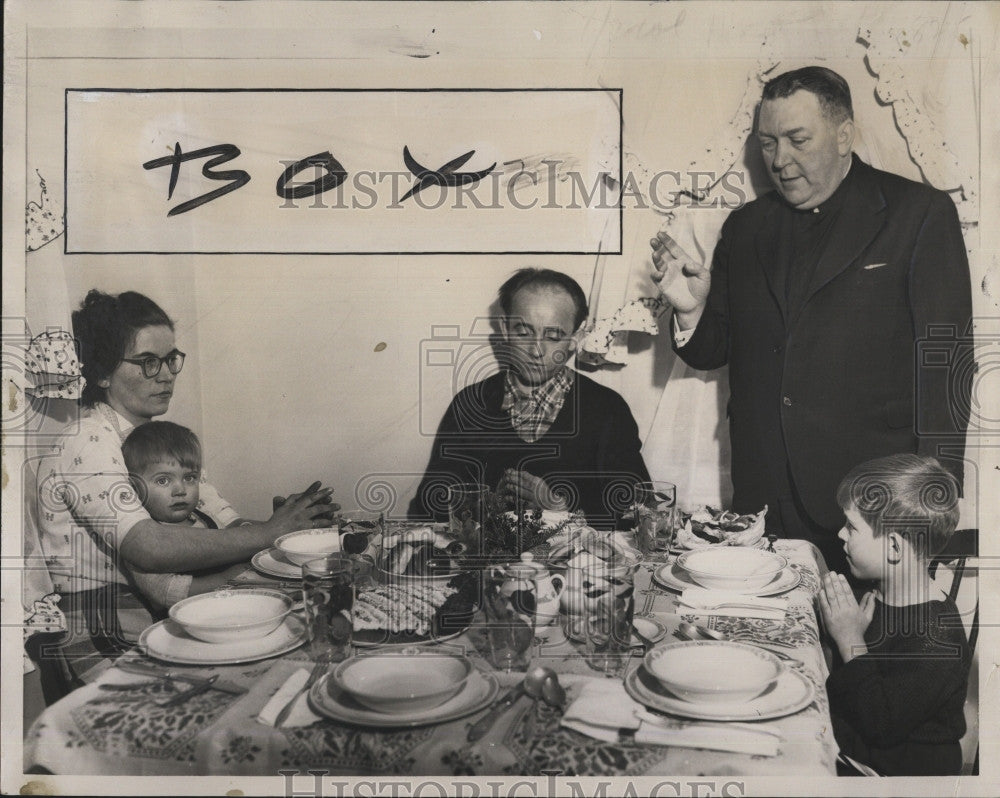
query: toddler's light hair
[{"left": 122, "top": 421, "right": 202, "bottom": 476}]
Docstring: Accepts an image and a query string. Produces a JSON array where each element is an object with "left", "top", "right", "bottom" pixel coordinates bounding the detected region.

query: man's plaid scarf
[{"left": 501, "top": 367, "right": 575, "bottom": 443}]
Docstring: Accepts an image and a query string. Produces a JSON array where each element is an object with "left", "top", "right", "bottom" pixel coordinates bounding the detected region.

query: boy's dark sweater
[{"left": 826, "top": 596, "right": 970, "bottom": 776}]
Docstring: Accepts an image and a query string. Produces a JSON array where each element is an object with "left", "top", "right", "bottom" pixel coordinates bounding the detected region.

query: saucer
[
  {"left": 252, "top": 547, "right": 304, "bottom": 580},
  {"left": 631, "top": 615, "right": 668, "bottom": 646},
  {"left": 625, "top": 663, "right": 814, "bottom": 722},
  {"left": 139, "top": 615, "right": 306, "bottom": 665},
  {"left": 564, "top": 614, "right": 667, "bottom": 646},
  {"left": 653, "top": 561, "right": 800, "bottom": 596},
  {"left": 309, "top": 667, "right": 499, "bottom": 728}
]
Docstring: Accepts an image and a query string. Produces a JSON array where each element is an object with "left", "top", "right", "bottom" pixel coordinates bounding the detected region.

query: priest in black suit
[{"left": 650, "top": 66, "right": 972, "bottom": 572}]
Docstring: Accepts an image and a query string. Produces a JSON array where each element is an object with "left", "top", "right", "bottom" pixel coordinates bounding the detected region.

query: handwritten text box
[{"left": 65, "top": 89, "right": 622, "bottom": 255}]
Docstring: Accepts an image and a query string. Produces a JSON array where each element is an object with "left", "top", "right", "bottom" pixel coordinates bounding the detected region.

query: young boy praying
[
  {"left": 819, "top": 454, "right": 971, "bottom": 776},
  {"left": 121, "top": 421, "right": 246, "bottom": 610}
]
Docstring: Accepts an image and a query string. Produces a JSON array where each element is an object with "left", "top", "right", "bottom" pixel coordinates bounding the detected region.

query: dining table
[{"left": 22, "top": 537, "right": 837, "bottom": 779}]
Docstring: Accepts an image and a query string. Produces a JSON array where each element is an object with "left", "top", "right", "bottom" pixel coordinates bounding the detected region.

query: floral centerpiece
[{"left": 479, "top": 489, "right": 577, "bottom": 560}]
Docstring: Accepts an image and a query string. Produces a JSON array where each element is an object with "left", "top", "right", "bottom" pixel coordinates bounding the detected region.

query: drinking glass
[
  {"left": 482, "top": 567, "right": 534, "bottom": 672},
  {"left": 301, "top": 555, "right": 355, "bottom": 664},
  {"left": 448, "top": 482, "right": 487, "bottom": 555},
  {"left": 634, "top": 481, "right": 678, "bottom": 560},
  {"left": 578, "top": 556, "right": 636, "bottom": 674}
]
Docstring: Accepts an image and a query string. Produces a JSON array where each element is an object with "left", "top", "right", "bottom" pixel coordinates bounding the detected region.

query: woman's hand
[
  {"left": 817, "top": 572, "right": 876, "bottom": 663},
  {"left": 498, "top": 468, "right": 569, "bottom": 512},
  {"left": 267, "top": 481, "right": 339, "bottom": 538}
]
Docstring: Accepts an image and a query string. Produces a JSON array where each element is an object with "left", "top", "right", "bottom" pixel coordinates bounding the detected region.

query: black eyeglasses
[{"left": 120, "top": 350, "right": 186, "bottom": 379}]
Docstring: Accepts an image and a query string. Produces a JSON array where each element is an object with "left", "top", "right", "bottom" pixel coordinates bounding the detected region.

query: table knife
[
  {"left": 273, "top": 661, "right": 327, "bottom": 729},
  {"left": 156, "top": 675, "right": 219, "bottom": 707},
  {"left": 114, "top": 660, "right": 247, "bottom": 695},
  {"left": 466, "top": 684, "right": 525, "bottom": 742}
]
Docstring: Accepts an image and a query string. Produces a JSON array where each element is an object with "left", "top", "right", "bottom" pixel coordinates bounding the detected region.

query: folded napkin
[
  {"left": 561, "top": 678, "right": 781, "bottom": 756},
  {"left": 678, "top": 587, "right": 788, "bottom": 620},
  {"left": 257, "top": 667, "right": 321, "bottom": 728}
]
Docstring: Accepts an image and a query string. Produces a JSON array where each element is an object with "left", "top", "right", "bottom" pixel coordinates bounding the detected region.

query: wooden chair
[{"left": 928, "top": 527, "right": 979, "bottom": 776}]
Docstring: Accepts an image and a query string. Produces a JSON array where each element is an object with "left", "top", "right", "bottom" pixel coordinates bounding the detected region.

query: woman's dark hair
[
  {"left": 761, "top": 66, "right": 854, "bottom": 123},
  {"left": 72, "top": 290, "right": 174, "bottom": 406},
  {"left": 497, "top": 268, "right": 589, "bottom": 331}
]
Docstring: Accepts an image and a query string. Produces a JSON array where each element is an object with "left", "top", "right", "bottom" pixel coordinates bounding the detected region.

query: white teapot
[{"left": 497, "top": 553, "right": 565, "bottom": 628}]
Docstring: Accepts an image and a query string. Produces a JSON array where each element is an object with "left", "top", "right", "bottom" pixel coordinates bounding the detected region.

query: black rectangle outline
[{"left": 63, "top": 87, "right": 624, "bottom": 256}]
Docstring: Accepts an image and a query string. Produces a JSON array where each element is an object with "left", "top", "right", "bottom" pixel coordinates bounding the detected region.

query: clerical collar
[{"left": 801, "top": 159, "right": 854, "bottom": 217}]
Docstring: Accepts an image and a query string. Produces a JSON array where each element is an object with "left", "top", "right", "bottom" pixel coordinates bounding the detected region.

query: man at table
[
  {"left": 410, "top": 268, "right": 650, "bottom": 527},
  {"left": 650, "top": 66, "right": 972, "bottom": 572}
]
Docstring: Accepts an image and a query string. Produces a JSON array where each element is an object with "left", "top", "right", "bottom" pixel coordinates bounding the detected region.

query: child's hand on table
[{"left": 818, "top": 571, "right": 876, "bottom": 663}]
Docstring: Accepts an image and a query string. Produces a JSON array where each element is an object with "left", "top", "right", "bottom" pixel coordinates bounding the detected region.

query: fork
[{"left": 682, "top": 601, "right": 781, "bottom": 612}]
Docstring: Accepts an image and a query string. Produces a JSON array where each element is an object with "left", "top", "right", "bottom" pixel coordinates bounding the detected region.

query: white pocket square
[{"left": 863, "top": 262, "right": 888, "bottom": 270}]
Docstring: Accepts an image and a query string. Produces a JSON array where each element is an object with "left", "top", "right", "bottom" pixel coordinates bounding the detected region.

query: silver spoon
[
  {"left": 679, "top": 621, "right": 726, "bottom": 642},
  {"left": 525, "top": 666, "right": 566, "bottom": 708},
  {"left": 524, "top": 668, "right": 566, "bottom": 735},
  {"left": 541, "top": 673, "right": 566, "bottom": 708},
  {"left": 467, "top": 666, "right": 559, "bottom": 743},
  {"left": 521, "top": 666, "right": 551, "bottom": 737}
]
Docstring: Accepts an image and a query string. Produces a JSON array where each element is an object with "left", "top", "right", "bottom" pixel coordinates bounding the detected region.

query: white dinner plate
[
  {"left": 652, "top": 561, "right": 801, "bottom": 596},
  {"left": 139, "top": 615, "right": 306, "bottom": 665},
  {"left": 625, "top": 663, "right": 814, "bottom": 722},
  {"left": 309, "top": 667, "right": 500, "bottom": 728},
  {"left": 252, "top": 547, "right": 304, "bottom": 580}
]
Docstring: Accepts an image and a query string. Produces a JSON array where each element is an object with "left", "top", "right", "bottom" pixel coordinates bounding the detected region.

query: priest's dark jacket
[{"left": 674, "top": 154, "right": 972, "bottom": 547}]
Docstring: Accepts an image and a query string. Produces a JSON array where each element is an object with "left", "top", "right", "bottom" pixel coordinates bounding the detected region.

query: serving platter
[{"left": 353, "top": 625, "right": 470, "bottom": 648}]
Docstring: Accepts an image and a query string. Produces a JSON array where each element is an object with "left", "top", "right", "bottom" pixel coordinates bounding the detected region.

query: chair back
[{"left": 928, "top": 527, "right": 979, "bottom": 776}]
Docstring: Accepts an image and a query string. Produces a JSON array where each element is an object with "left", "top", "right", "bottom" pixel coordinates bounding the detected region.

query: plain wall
[{"left": 26, "top": 1, "right": 989, "bottom": 524}]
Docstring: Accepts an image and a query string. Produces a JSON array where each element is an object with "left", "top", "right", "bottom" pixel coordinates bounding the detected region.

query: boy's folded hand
[{"left": 818, "top": 572, "right": 875, "bottom": 663}]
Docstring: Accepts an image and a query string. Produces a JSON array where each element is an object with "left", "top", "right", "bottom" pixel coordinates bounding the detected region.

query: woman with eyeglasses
[{"left": 35, "top": 290, "right": 336, "bottom": 683}]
